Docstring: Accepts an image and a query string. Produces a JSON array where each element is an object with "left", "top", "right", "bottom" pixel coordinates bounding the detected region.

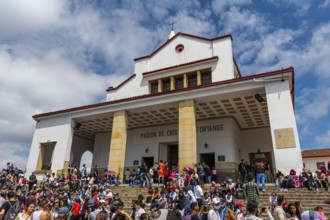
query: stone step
[{"left": 109, "top": 185, "right": 330, "bottom": 216}]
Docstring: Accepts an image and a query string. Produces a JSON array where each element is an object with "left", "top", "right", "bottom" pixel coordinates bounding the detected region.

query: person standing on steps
[
  {"left": 255, "top": 161, "right": 266, "bottom": 192},
  {"left": 245, "top": 178, "right": 259, "bottom": 204}
]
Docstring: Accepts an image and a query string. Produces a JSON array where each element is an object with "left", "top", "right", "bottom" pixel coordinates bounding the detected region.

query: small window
[
  {"left": 188, "top": 74, "right": 197, "bottom": 87},
  {"left": 175, "top": 44, "right": 184, "bottom": 53},
  {"left": 150, "top": 82, "right": 158, "bottom": 94},
  {"left": 316, "top": 162, "right": 325, "bottom": 170},
  {"left": 175, "top": 77, "right": 183, "bottom": 89},
  {"left": 163, "top": 79, "right": 171, "bottom": 92},
  {"left": 202, "top": 71, "right": 212, "bottom": 84}
]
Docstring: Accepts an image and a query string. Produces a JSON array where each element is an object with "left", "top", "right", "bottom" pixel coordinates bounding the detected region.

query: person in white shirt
[
  {"left": 195, "top": 184, "right": 204, "bottom": 208},
  {"left": 208, "top": 198, "right": 221, "bottom": 220},
  {"left": 132, "top": 200, "right": 145, "bottom": 220}
]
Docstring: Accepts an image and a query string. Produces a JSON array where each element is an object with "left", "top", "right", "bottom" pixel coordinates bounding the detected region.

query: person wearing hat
[
  {"left": 58, "top": 207, "right": 70, "bottom": 220},
  {"left": 234, "top": 201, "right": 245, "bottom": 220},
  {"left": 208, "top": 198, "right": 221, "bottom": 220}
]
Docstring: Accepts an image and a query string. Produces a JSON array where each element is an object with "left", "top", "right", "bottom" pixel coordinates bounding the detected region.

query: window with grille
[
  {"left": 163, "top": 79, "right": 171, "bottom": 92},
  {"left": 188, "top": 74, "right": 197, "bottom": 87},
  {"left": 175, "top": 77, "right": 183, "bottom": 89},
  {"left": 202, "top": 71, "right": 212, "bottom": 84},
  {"left": 150, "top": 82, "right": 158, "bottom": 94}
]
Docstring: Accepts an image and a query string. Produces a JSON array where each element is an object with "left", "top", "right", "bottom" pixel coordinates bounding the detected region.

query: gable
[{"left": 134, "top": 33, "right": 232, "bottom": 75}]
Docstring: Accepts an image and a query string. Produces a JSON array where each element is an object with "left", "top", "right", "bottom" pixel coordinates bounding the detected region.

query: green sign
[
  {"left": 133, "top": 160, "right": 139, "bottom": 166},
  {"left": 218, "top": 155, "right": 225, "bottom": 161}
]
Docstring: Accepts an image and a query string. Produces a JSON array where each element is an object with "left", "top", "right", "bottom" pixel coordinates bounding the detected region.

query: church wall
[
  {"left": 196, "top": 118, "right": 239, "bottom": 164},
  {"left": 212, "top": 38, "right": 235, "bottom": 81},
  {"left": 147, "top": 36, "right": 213, "bottom": 72},
  {"left": 124, "top": 117, "right": 240, "bottom": 167},
  {"left": 107, "top": 36, "right": 235, "bottom": 102},
  {"left": 106, "top": 74, "right": 149, "bottom": 101},
  {"left": 71, "top": 136, "right": 94, "bottom": 168},
  {"left": 240, "top": 127, "right": 273, "bottom": 163},
  {"left": 265, "top": 80, "right": 303, "bottom": 174},
  {"left": 125, "top": 124, "right": 179, "bottom": 167},
  {"left": 26, "top": 115, "right": 73, "bottom": 176},
  {"left": 92, "top": 133, "right": 111, "bottom": 169}
]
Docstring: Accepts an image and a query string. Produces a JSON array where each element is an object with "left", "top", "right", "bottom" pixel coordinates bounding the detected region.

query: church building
[{"left": 26, "top": 31, "right": 303, "bottom": 180}]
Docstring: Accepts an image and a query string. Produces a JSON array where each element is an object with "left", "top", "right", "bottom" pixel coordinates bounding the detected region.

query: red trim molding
[
  {"left": 33, "top": 67, "right": 294, "bottom": 119},
  {"left": 106, "top": 74, "right": 136, "bottom": 92},
  {"left": 142, "top": 56, "right": 219, "bottom": 76},
  {"left": 134, "top": 32, "right": 232, "bottom": 61}
]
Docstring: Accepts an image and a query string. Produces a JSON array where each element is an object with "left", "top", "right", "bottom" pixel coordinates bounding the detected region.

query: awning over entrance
[{"left": 73, "top": 89, "right": 269, "bottom": 140}]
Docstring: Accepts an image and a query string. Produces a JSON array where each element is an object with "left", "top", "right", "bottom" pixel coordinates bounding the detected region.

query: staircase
[
  {"left": 259, "top": 185, "right": 330, "bottom": 216},
  {"left": 109, "top": 184, "right": 330, "bottom": 217}
]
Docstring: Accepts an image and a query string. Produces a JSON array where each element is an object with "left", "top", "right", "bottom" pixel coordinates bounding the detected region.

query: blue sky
[{"left": 0, "top": 0, "right": 330, "bottom": 169}]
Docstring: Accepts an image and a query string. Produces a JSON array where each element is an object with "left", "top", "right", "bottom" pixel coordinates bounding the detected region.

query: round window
[{"left": 175, "top": 44, "right": 184, "bottom": 53}]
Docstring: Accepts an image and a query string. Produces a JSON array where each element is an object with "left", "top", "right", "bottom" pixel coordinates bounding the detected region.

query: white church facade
[{"left": 26, "top": 32, "right": 303, "bottom": 180}]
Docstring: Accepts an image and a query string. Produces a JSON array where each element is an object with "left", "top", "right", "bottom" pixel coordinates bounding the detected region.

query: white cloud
[
  {"left": 319, "top": 0, "right": 330, "bottom": 8},
  {"left": 211, "top": 0, "right": 252, "bottom": 12},
  {"left": 0, "top": 142, "right": 29, "bottom": 170},
  {"left": 0, "top": 0, "right": 65, "bottom": 38},
  {"left": 266, "top": 0, "right": 311, "bottom": 17},
  {"left": 315, "top": 130, "right": 330, "bottom": 144},
  {"left": 295, "top": 87, "right": 330, "bottom": 125},
  {"left": 0, "top": 45, "right": 126, "bottom": 144}
]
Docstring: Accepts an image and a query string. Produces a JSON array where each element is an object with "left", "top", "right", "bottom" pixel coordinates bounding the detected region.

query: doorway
[
  {"left": 142, "top": 157, "right": 154, "bottom": 169},
  {"left": 249, "top": 152, "right": 273, "bottom": 171},
  {"left": 37, "top": 142, "right": 56, "bottom": 171},
  {"left": 200, "top": 153, "right": 215, "bottom": 168},
  {"left": 167, "top": 144, "right": 178, "bottom": 166}
]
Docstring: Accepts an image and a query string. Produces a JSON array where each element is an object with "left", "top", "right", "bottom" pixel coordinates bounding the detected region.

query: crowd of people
[{"left": 0, "top": 160, "right": 329, "bottom": 220}]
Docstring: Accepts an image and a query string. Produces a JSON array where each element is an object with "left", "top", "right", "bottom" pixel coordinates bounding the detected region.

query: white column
[{"left": 266, "top": 80, "right": 303, "bottom": 174}]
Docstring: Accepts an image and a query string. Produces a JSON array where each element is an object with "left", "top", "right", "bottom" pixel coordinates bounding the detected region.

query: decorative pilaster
[
  {"left": 178, "top": 99, "right": 197, "bottom": 172},
  {"left": 183, "top": 73, "right": 188, "bottom": 88},
  {"left": 197, "top": 71, "right": 202, "bottom": 86},
  {"left": 158, "top": 79, "right": 163, "bottom": 92},
  {"left": 170, "top": 76, "right": 175, "bottom": 91},
  {"left": 108, "top": 111, "right": 128, "bottom": 182}
]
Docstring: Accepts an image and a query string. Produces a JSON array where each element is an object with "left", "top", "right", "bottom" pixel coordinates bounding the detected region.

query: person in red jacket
[
  {"left": 16, "top": 174, "right": 27, "bottom": 190},
  {"left": 70, "top": 197, "right": 82, "bottom": 220}
]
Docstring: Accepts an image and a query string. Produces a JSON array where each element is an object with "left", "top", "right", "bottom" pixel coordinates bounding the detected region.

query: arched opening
[{"left": 80, "top": 150, "right": 93, "bottom": 175}]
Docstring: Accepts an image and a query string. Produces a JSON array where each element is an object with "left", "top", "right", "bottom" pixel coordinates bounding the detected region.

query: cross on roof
[{"left": 170, "top": 18, "right": 177, "bottom": 31}]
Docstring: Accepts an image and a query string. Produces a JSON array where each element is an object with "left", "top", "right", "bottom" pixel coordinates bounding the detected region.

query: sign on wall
[
  {"left": 140, "top": 124, "right": 223, "bottom": 139},
  {"left": 218, "top": 155, "right": 225, "bottom": 161}
]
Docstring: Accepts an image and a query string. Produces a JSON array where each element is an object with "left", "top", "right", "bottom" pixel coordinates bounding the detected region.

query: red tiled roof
[
  {"left": 142, "top": 56, "right": 219, "bottom": 76},
  {"left": 106, "top": 74, "right": 136, "bottom": 92},
  {"left": 134, "top": 32, "right": 232, "bottom": 61},
  {"left": 301, "top": 149, "right": 330, "bottom": 158},
  {"left": 32, "top": 67, "right": 294, "bottom": 119}
]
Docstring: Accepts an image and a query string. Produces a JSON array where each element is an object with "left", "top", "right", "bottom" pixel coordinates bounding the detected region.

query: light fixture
[
  {"left": 73, "top": 122, "right": 82, "bottom": 130},
  {"left": 254, "top": 93, "right": 264, "bottom": 103},
  {"left": 257, "top": 148, "right": 261, "bottom": 154},
  {"left": 204, "top": 142, "right": 208, "bottom": 148},
  {"left": 145, "top": 147, "right": 149, "bottom": 153}
]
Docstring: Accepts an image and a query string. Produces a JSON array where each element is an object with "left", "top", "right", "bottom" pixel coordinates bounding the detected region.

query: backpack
[{"left": 4, "top": 201, "right": 20, "bottom": 220}]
